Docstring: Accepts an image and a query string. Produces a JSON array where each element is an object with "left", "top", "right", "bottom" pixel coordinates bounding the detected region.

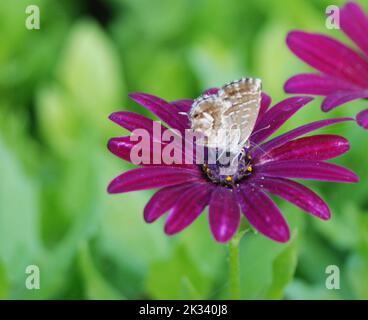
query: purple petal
[
  {"left": 108, "top": 136, "right": 141, "bottom": 163},
  {"left": 235, "top": 185, "right": 290, "bottom": 243},
  {"left": 251, "top": 117, "right": 353, "bottom": 159},
  {"left": 144, "top": 183, "right": 193, "bottom": 223},
  {"left": 286, "top": 31, "right": 368, "bottom": 87},
  {"left": 255, "top": 93, "right": 272, "bottom": 126},
  {"left": 129, "top": 92, "right": 188, "bottom": 132},
  {"left": 256, "top": 160, "right": 359, "bottom": 183},
  {"left": 285, "top": 73, "right": 361, "bottom": 95},
  {"left": 109, "top": 111, "right": 166, "bottom": 134},
  {"left": 164, "top": 184, "right": 213, "bottom": 235},
  {"left": 357, "top": 109, "right": 368, "bottom": 129},
  {"left": 255, "top": 177, "right": 330, "bottom": 220},
  {"left": 341, "top": 1, "right": 368, "bottom": 57},
  {"left": 203, "top": 87, "right": 220, "bottom": 95},
  {"left": 209, "top": 187, "right": 240, "bottom": 243},
  {"left": 170, "top": 99, "right": 193, "bottom": 114},
  {"left": 107, "top": 166, "right": 203, "bottom": 194},
  {"left": 252, "top": 96, "right": 313, "bottom": 145},
  {"left": 257, "top": 134, "right": 350, "bottom": 164},
  {"left": 107, "top": 136, "right": 195, "bottom": 168},
  {"left": 322, "top": 90, "right": 368, "bottom": 111},
  {"left": 109, "top": 112, "right": 195, "bottom": 160}
]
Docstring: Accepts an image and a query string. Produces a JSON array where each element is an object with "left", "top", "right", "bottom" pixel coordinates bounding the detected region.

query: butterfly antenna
[
  {"left": 248, "top": 140, "right": 271, "bottom": 160},
  {"left": 249, "top": 124, "right": 271, "bottom": 138}
]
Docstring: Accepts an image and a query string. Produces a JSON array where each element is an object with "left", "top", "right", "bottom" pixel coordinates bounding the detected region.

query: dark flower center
[{"left": 201, "top": 148, "right": 253, "bottom": 187}]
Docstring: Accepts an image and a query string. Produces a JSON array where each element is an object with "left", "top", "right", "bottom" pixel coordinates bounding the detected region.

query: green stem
[{"left": 228, "top": 230, "right": 247, "bottom": 300}]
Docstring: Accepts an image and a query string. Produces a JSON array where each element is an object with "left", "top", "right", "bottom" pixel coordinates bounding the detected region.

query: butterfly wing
[
  {"left": 189, "top": 96, "right": 224, "bottom": 148},
  {"left": 218, "top": 78, "right": 262, "bottom": 151},
  {"left": 189, "top": 78, "right": 262, "bottom": 152}
]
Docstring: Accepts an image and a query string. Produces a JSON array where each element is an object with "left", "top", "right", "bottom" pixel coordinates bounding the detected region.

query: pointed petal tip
[
  {"left": 299, "top": 96, "right": 314, "bottom": 104},
  {"left": 235, "top": 186, "right": 291, "bottom": 243},
  {"left": 269, "top": 226, "right": 291, "bottom": 243},
  {"left": 342, "top": 170, "right": 360, "bottom": 183},
  {"left": 143, "top": 211, "right": 156, "bottom": 224},
  {"left": 351, "top": 173, "right": 360, "bottom": 183},
  {"left": 261, "top": 92, "right": 272, "bottom": 106},
  {"left": 107, "top": 180, "right": 119, "bottom": 194},
  {"left": 128, "top": 92, "right": 147, "bottom": 101},
  {"left": 357, "top": 109, "right": 368, "bottom": 129},
  {"left": 321, "top": 210, "right": 331, "bottom": 221},
  {"left": 163, "top": 221, "right": 178, "bottom": 236},
  {"left": 285, "top": 96, "right": 314, "bottom": 106},
  {"left": 107, "top": 137, "right": 117, "bottom": 152},
  {"left": 108, "top": 112, "right": 127, "bottom": 125},
  {"left": 283, "top": 76, "right": 320, "bottom": 96},
  {"left": 211, "top": 225, "right": 239, "bottom": 243},
  {"left": 286, "top": 30, "right": 307, "bottom": 47},
  {"left": 127, "top": 91, "right": 140, "bottom": 98},
  {"left": 215, "top": 235, "right": 232, "bottom": 244},
  {"left": 283, "top": 77, "right": 295, "bottom": 93},
  {"left": 108, "top": 112, "right": 119, "bottom": 121}
]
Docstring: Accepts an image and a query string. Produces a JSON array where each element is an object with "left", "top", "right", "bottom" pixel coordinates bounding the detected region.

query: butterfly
[{"left": 189, "top": 77, "right": 262, "bottom": 156}]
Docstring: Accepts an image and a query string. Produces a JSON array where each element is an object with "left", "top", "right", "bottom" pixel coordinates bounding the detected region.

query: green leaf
[
  {"left": 0, "top": 138, "right": 42, "bottom": 297},
  {"left": 286, "top": 280, "right": 341, "bottom": 300},
  {"left": 265, "top": 230, "right": 299, "bottom": 299},
  {"left": 36, "top": 19, "right": 125, "bottom": 156},
  {"left": 57, "top": 20, "right": 124, "bottom": 117},
  {"left": 237, "top": 230, "right": 298, "bottom": 299},
  {"left": 96, "top": 188, "right": 170, "bottom": 298},
  {"left": 78, "top": 243, "right": 123, "bottom": 300},
  {"left": 146, "top": 244, "right": 212, "bottom": 299},
  {"left": 180, "top": 211, "right": 226, "bottom": 282},
  {"left": 145, "top": 213, "right": 226, "bottom": 299},
  {"left": 0, "top": 262, "right": 9, "bottom": 299},
  {"left": 346, "top": 241, "right": 368, "bottom": 299},
  {"left": 312, "top": 202, "right": 361, "bottom": 251}
]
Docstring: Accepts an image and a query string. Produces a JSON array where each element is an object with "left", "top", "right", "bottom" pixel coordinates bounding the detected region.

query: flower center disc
[{"left": 202, "top": 149, "right": 253, "bottom": 186}]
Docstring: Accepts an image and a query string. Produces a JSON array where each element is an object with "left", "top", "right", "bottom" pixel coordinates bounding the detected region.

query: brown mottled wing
[{"left": 218, "top": 78, "right": 262, "bottom": 148}]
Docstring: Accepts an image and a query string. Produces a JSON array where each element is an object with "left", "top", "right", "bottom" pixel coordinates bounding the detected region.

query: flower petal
[
  {"left": 235, "top": 185, "right": 290, "bottom": 243},
  {"left": 322, "top": 90, "right": 368, "bottom": 111},
  {"left": 255, "top": 177, "right": 330, "bottom": 220},
  {"left": 284, "top": 73, "right": 361, "bottom": 95},
  {"left": 129, "top": 92, "right": 188, "bottom": 132},
  {"left": 107, "top": 136, "right": 195, "bottom": 168},
  {"left": 109, "top": 112, "right": 196, "bottom": 160},
  {"left": 252, "top": 96, "right": 313, "bottom": 145},
  {"left": 256, "top": 93, "right": 272, "bottom": 124},
  {"left": 170, "top": 99, "right": 193, "bottom": 114},
  {"left": 251, "top": 117, "right": 353, "bottom": 159},
  {"left": 203, "top": 87, "right": 220, "bottom": 95},
  {"left": 357, "top": 109, "right": 368, "bottom": 129},
  {"left": 257, "top": 134, "right": 350, "bottom": 164},
  {"left": 256, "top": 160, "right": 359, "bottom": 183},
  {"left": 164, "top": 184, "right": 213, "bottom": 235},
  {"left": 107, "top": 166, "right": 203, "bottom": 194},
  {"left": 144, "top": 183, "right": 193, "bottom": 223},
  {"left": 108, "top": 136, "right": 142, "bottom": 163},
  {"left": 341, "top": 1, "right": 368, "bottom": 57},
  {"left": 286, "top": 31, "right": 368, "bottom": 87},
  {"left": 109, "top": 111, "right": 166, "bottom": 134},
  {"left": 209, "top": 187, "right": 240, "bottom": 243}
]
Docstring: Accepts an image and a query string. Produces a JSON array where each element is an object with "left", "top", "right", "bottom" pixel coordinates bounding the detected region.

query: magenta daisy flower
[
  {"left": 107, "top": 91, "right": 358, "bottom": 243},
  {"left": 284, "top": 1, "right": 368, "bottom": 129}
]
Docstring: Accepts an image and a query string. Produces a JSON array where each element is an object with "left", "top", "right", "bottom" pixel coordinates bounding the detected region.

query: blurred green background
[{"left": 1, "top": 0, "right": 368, "bottom": 299}]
